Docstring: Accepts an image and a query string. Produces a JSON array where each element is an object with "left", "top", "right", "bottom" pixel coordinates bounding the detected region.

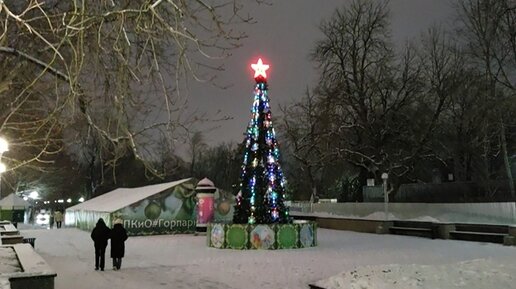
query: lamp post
[
  {"left": 0, "top": 137, "right": 8, "bottom": 199},
  {"left": 381, "top": 172, "right": 389, "bottom": 220}
]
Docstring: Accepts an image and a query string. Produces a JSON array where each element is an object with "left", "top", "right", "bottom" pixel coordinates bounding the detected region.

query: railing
[
  {"left": 289, "top": 201, "right": 313, "bottom": 213},
  {"left": 288, "top": 201, "right": 516, "bottom": 224}
]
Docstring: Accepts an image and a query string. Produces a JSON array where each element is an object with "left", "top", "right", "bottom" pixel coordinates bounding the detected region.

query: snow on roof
[
  {"left": 196, "top": 177, "right": 216, "bottom": 190},
  {"left": 0, "top": 193, "right": 30, "bottom": 209},
  {"left": 67, "top": 178, "right": 192, "bottom": 213}
]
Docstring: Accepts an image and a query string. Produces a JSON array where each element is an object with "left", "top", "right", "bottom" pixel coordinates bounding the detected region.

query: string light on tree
[{"left": 233, "top": 58, "right": 290, "bottom": 225}]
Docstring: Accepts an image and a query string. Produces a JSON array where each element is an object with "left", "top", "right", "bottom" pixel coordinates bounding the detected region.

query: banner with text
[{"left": 112, "top": 181, "right": 197, "bottom": 236}]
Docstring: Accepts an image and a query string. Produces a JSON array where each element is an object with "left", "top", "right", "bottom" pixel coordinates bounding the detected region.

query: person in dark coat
[
  {"left": 110, "top": 219, "right": 128, "bottom": 271},
  {"left": 90, "top": 218, "right": 111, "bottom": 271},
  {"left": 49, "top": 211, "right": 54, "bottom": 229}
]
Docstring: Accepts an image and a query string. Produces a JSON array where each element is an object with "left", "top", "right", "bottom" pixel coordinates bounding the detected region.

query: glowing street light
[
  {"left": 0, "top": 138, "right": 8, "bottom": 154},
  {"left": 29, "top": 191, "right": 39, "bottom": 199},
  {"left": 78, "top": 197, "right": 85, "bottom": 203},
  {"left": 381, "top": 172, "right": 389, "bottom": 220}
]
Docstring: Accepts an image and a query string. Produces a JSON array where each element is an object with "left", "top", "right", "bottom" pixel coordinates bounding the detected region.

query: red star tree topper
[{"left": 251, "top": 58, "right": 269, "bottom": 82}]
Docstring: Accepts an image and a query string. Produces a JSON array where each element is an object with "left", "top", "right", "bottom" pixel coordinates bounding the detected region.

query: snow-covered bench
[
  {"left": 449, "top": 223, "right": 509, "bottom": 244},
  {"left": 388, "top": 221, "right": 440, "bottom": 239},
  {"left": 0, "top": 223, "right": 23, "bottom": 246},
  {"left": 0, "top": 235, "right": 23, "bottom": 245},
  {"left": 0, "top": 224, "right": 19, "bottom": 236},
  {"left": 0, "top": 244, "right": 56, "bottom": 289}
]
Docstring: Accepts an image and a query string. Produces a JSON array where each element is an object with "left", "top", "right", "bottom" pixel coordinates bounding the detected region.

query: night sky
[{"left": 186, "top": 0, "right": 453, "bottom": 147}]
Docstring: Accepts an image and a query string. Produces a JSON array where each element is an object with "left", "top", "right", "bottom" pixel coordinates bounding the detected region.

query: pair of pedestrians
[{"left": 90, "top": 218, "right": 128, "bottom": 271}]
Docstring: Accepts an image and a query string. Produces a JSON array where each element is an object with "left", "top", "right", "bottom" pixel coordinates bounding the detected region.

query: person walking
[
  {"left": 54, "top": 211, "right": 63, "bottom": 228},
  {"left": 90, "top": 218, "right": 111, "bottom": 271},
  {"left": 49, "top": 211, "right": 54, "bottom": 229},
  {"left": 110, "top": 219, "right": 128, "bottom": 271}
]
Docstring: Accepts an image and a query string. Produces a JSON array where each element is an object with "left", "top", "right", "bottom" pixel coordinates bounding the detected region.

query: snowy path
[{"left": 19, "top": 226, "right": 516, "bottom": 289}]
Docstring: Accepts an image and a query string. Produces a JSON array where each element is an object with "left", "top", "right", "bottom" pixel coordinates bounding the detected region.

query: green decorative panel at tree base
[
  {"left": 207, "top": 220, "right": 317, "bottom": 250},
  {"left": 226, "top": 224, "right": 248, "bottom": 249},
  {"left": 277, "top": 224, "right": 298, "bottom": 249}
]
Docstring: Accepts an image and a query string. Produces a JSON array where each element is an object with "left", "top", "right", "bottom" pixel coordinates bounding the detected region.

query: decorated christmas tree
[{"left": 233, "top": 58, "right": 290, "bottom": 224}]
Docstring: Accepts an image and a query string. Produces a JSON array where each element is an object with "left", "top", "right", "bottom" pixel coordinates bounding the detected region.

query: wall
[
  {"left": 66, "top": 210, "right": 111, "bottom": 231},
  {"left": 0, "top": 210, "right": 25, "bottom": 223}
]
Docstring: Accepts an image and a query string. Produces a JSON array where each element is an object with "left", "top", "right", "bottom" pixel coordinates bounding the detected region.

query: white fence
[{"left": 290, "top": 202, "right": 516, "bottom": 225}]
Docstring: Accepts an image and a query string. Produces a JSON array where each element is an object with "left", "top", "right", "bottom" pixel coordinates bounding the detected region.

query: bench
[
  {"left": 308, "top": 283, "right": 327, "bottom": 289},
  {"left": 454, "top": 224, "right": 508, "bottom": 234},
  {"left": 449, "top": 230, "right": 507, "bottom": 244},
  {"left": 0, "top": 244, "right": 56, "bottom": 289},
  {"left": 450, "top": 223, "right": 509, "bottom": 244},
  {"left": 22, "top": 238, "right": 36, "bottom": 248},
  {"left": 389, "top": 226, "right": 437, "bottom": 238},
  {"left": 0, "top": 224, "right": 19, "bottom": 236},
  {"left": 0, "top": 235, "right": 24, "bottom": 245},
  {"left": 389, "top": 221, "right": 440, "bottom": 239}
]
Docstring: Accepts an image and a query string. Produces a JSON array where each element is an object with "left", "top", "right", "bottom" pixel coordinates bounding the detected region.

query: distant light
[
  {"left": 66, "top": 198, "right": 72, "bottom": 203},
  {"left": 29, "top": 191, "right": 39, "bottom": 199},
  {"left": 78, "top": 197, "right": 85, "bottom": 203},
  {"left": 35, "top": 212, "right": 49, "bottom": 226},
  {"left": 23, "top": 196, "right": 28, "bottom": 201},
  {"left": 0, "top": 137, "right": 8, "bottom": 153},
  {"left": 58, "top": 199, "right": 64, "bottom": 203}
]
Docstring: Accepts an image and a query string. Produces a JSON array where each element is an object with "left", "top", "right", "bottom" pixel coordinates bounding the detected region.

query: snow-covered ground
[
  {"left": 19, "top": 224, "right": 516, "bottom": 289},
  {"left": 315, "top": 259, "right": 515, "bottom": 289}
]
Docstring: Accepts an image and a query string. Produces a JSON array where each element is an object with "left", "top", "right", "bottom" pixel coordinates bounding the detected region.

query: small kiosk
[
  {"left": 195, "top": 178, "right": 216, "bottom": 234},
  {"left": 0, "top": 193, "right": 30, "bottom": 226}
]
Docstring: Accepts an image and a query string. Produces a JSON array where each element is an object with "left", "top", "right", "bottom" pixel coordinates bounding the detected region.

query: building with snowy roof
[
  {"left": 0, "top": 193, "right": 30, "bottom": 223},
  {"left": 65, "top": 178, "right": 199, "bottom": 236}
]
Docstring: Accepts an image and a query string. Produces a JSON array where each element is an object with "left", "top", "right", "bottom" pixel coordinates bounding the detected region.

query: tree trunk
[{"left": 499, "top": 121, "right": 515, "bottom": 199}]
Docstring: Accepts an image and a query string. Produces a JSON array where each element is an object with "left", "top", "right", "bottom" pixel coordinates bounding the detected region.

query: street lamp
[
  {"left": 0, "top": 137, "right": 8, "bottom": 199},
  {"left": 0, "top": 138, "right": 8, "bottom": 154},
  {"left": 381, "top": 172, "right": 389, "bottom": 220},
  {"left": 29, "top": 191, "right": 40, "bottom": 199}
]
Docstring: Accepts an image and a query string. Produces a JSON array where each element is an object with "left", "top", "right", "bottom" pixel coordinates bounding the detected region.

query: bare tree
[
  {"left": 0, "top": 0, "right": 255, "bottom": 194},
  {"left": 195, "top": 141, "right": 241, "bottom": 190},
  {"left": 188, "top": 131, "right": 207, "bottom": 176},
  {"left": 458, "top": 0, "right": 516, "bottom": 198},
  {"left": 311, "top": 0, "right": 435, "bottom": 192},
  {"left": 279, "top": 88, "right": 330, "bottom": 201},
  {"left": 155, "top": 133, "right": 187, "bottom": 180}
]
